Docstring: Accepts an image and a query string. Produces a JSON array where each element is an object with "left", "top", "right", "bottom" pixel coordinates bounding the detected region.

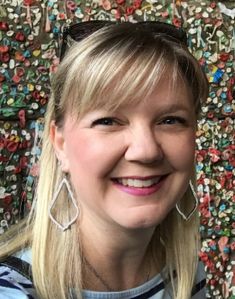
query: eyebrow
[
  {"left": 156, "top": 103, "right": 194, "bottom": 113},
  {"left": 80, "top": 101, "right": 194, "bottom": 119}
]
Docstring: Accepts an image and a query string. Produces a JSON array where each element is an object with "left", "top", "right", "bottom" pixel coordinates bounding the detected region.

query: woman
[{"left": 0, "top": 21, "right": 209, "bottom": 299}]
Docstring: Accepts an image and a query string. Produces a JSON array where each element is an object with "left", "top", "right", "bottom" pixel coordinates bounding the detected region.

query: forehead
[
  {"left": 78, "top": 69, "right": 192, "bottom": 116},
  {"left": 62, "top": 74, "right": 196, "bottom": 133},
  {"left": 98, "top": 70, "right": 190, "bottom": 108},
  {"left": 68, "top": 75, "right": 194, "bottom": 125},
  {"left": 116, "top": 76, "right": 192, "bottom": 112}
]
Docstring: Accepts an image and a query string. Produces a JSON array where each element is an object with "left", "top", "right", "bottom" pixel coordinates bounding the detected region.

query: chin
[
  {"left": 107, "top": 203, "right": 173, "bottom": 231},
  {"left": 114, "top": 214, "right": 165, "bottom": 231}
]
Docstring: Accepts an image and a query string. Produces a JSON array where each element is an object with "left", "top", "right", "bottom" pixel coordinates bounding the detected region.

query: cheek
[
  {"left": 164, "top": 133, "right": 195, "bottom": 169},
  {"left": 64, "top": 132, "right": 125, "bottom": 177}
]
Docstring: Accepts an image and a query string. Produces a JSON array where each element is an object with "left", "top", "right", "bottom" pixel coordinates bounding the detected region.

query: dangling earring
[
  {"left": 176, "top": 181, "right": 199, "bottom": 221},
  {"left": 49, "top": 174, "right": 79, "bottom": 231}
]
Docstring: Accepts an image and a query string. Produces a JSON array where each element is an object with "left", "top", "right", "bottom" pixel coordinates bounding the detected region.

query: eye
[
  {"left": 91, "top": 117, "right": 120, "bottom": 127},
  {"left": 160, "top": 116, "right": 187, "bottom": 125}
]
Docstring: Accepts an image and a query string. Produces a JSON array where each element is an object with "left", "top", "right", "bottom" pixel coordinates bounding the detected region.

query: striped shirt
[{"left": 0, "top": 250, "right": 206, "bottom": 299}]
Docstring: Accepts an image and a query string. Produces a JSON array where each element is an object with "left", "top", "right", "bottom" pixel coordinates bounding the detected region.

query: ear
[{"left": 50, "top": 121, "right": 69, "bottom": 172}]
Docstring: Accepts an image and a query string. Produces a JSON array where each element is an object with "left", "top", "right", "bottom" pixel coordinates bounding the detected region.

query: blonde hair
[{"left": 0, "top": 22, "right": 208, "bottom": 299}]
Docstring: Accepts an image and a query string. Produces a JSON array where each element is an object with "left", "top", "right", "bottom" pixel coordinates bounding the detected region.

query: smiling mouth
[{"left": 112, "top": 176, "right": 164, "bottom": 188}]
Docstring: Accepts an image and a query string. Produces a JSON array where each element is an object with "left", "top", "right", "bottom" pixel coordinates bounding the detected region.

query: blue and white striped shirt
[{"left": 0, "top": 250, "right": 206, "bottom": 299}]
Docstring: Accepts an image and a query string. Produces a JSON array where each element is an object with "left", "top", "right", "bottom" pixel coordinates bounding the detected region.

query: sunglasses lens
[
  {"left": 137, "top": 21, "right": 187, "bottom": 44},
  {"left": 69, "top": 20, "right": 113, "bottom": 42}
]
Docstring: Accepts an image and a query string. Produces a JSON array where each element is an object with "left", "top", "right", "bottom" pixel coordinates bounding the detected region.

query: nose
[{"left": 124, "top": 125, "right": 164, "bottom": 164}]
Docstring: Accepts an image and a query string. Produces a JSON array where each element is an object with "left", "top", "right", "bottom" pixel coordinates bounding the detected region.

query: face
[{"left": 52, "top": 75, "right": 196, "bottom": 232}]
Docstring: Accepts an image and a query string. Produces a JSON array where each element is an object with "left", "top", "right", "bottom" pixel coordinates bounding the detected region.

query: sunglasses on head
[{"left": 59, "top": 20, "right": 188, "bottom": 60}]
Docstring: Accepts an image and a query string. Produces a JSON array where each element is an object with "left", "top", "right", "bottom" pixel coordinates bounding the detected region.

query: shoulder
[
  {"left": 191, "top": 261, "right": 206, "bottom": 298},
  {"left": 0, "top": 249, "right": 37, "bottom": 299}
]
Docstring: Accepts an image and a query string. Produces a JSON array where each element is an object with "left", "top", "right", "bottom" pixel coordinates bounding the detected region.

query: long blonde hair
[{"left": 0, "top": 22, "right": 208, "bottom": 299}]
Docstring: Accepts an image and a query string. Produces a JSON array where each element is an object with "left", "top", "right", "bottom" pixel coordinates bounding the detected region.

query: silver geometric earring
[
  {"left": 176, "top": 180, "right": 199, "bottom": 221},
  {"left": 49, "top": 175, "right": 80, "bottom": 231}
]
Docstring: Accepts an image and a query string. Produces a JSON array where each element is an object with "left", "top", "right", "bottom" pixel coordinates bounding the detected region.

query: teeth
[{"left": 117, "top": 177, "right": 160, "bottom": 188}]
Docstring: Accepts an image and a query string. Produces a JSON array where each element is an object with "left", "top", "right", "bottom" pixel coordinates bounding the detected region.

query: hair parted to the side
[
  {"left": 0, "top": 22, "right": 209, "bottom": 299},
  {"left": 54, "top": 23, "right": 208, "bottom": 127}
]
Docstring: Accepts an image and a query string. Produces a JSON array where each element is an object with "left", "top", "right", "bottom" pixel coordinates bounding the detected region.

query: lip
[
  {"left": 111, "top": 175, "right": 167, "bottom": 196},
  {"left": 113, "top": 175, "right": 161, "bottom": 180}
]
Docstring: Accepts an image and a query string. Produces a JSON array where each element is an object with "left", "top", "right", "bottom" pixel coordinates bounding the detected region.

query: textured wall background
[{"left": 0, "top": 0, "right": 234, "bottom": 298}]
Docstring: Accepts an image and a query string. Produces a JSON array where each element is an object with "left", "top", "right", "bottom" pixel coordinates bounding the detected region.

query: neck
[
  {"left": 80, "top": 217, "right": 164, "bottom": 291},
  {"left": 82, "top": 245, "right": 155, "bottom": 291}
]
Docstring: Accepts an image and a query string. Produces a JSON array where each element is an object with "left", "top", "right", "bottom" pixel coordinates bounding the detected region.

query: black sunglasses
[{"left": 59, "top": 20, "right": 188, "bottom": 60}]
